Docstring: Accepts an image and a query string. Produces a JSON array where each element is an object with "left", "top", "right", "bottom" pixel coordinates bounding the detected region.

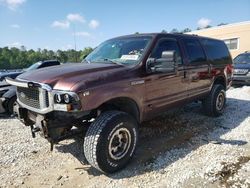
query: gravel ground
[{"left": 0, "top": 86, "right": 250, "bottom": 188}]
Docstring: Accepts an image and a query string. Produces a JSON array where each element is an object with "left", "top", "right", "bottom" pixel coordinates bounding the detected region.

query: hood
[
  {"left": 17, "top": 63, "right": 128, "bottom": 91},
  {"left": 0, "top": 71, "right": 23, "bottom": 79},
  {"left": 233, "top": 63, "right": 250, "bottom": 69}
]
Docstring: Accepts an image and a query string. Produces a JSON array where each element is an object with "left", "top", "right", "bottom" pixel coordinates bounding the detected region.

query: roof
[
  {"left": 188, "top": 20, "right": 250, "bottom": 34},
  {"left": 111, "top": 32, "right": 219, "bottom": 41}
]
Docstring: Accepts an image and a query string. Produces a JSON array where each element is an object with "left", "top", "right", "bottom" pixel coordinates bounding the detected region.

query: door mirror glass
[
  {"left": 161, "top": 51, "right": 175, "bottom": 61},
  {"left": 147, "top": 50, "right": 176, "bottom": 73}
]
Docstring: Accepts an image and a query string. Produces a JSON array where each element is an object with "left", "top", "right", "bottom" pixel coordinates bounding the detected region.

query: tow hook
[
  {"left": 30, "top": 125, "right": 35, "bottom": 138},
  {"left": 32, "top": 126, "right": 41, "bottom": 133},
  {"left": 50, "top": 142, "right": 54, "bottom": 151},
  {"left": 30, "top": 125, "right": 41, "bottom": 138}
]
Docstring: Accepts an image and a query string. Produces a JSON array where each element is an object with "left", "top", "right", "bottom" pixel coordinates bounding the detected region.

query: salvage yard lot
[{"left": 0, "top": 87, "right": 250, "bottom": 188}]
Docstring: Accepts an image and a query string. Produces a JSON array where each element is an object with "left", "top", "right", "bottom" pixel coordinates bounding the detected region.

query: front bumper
[
  {"left": 232, "top": 75, "right": 250, "bottom": 85},
  {"left": 14, "top": 102, "right": 91, "bottom": 143}
]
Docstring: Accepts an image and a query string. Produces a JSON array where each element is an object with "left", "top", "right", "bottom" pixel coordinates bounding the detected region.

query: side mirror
[
  {"left": 147, "top": 50, "right": 176, "bottom": 73},
  {"left": 161, "top": 51, "right": 176, "bottom": 62}
]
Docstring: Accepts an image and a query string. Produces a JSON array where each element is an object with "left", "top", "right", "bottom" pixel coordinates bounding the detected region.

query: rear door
[
  {"left": 181, "top": 37, "right": 211, "bottom": 98},
  {"left": 144, "top": 37, "right": 188, "bottom": 117}
]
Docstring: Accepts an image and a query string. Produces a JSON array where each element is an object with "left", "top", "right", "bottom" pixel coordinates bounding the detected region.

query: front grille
[
  {"left": 233, "top": 69, "right": 249, "bottom": 75},
  {"left": 17, "top": 87, "right": 49, "bottom": 109}
]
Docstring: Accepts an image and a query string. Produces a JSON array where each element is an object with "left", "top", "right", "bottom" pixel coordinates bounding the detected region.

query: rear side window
[
  {"left": 200, "top": 39, "right": 231, "bottom": 64},
  {"left": 182, "top": 38, "right": 206, "bottom": 64}
]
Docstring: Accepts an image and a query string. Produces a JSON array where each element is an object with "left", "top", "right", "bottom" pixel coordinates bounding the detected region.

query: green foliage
[
  {"left": 182, "top": 28, "right": 192, "bottom": 33},
  {"left": 0, "top": 47, "right": 93, "bottom": 69},
  {"left": 170, "top": 28, "right": 179, "bottom": 34},
  {"left": 217, "top": 23, "right": 227, "bottom": 26}
]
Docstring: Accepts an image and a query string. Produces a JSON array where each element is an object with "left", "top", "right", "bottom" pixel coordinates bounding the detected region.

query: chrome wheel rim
[
  {"left": 216, "top": 92, "right": 225, "bottom": 111},
  {"left": 108, "top": 128, "right": 131, "bottom": 160}
]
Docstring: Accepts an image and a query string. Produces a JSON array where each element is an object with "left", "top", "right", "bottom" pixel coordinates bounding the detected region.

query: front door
[{"left": 144, "top": 38, "right": 188, "bottom": 119}]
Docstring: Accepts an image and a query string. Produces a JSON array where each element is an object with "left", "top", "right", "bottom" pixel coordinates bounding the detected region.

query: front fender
[{"left": 80, "top": 80, "right": 145, "bottom": 119}]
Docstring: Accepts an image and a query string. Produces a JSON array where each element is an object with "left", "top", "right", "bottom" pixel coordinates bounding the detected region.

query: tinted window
[
  {"left": 234, "top": 53, "right": 250, "bottom": 64},
  {"left": 183, "top": 38, "right": 206, "bottom": 64},
  {"left": 200, "top": 39, "right": 231, "bottom": 64},
  {"left": 151, "top": 39, "right": 183, "bottom": 64}
]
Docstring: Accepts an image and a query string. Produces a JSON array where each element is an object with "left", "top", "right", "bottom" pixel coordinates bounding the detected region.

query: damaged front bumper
[
  {"left": 6, "top": 77, "right": 93, "bottom": 150},
  {"left": 15, "top": 103, "right": 92, "bottom": 150}
]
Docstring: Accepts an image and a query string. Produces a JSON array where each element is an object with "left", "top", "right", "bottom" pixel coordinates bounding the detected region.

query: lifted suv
[{"left": 7, "top": 33, "right": 233, "bottom": 173}]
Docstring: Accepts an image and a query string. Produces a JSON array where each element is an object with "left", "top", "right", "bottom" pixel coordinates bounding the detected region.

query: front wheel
[{"left": 84, "top": 111, "right": 138, "bottom": 173}]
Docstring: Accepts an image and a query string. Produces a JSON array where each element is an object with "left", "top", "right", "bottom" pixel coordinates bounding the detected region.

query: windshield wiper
[{"left": 100, "top": 58, "right": 123, "bottom": 66}]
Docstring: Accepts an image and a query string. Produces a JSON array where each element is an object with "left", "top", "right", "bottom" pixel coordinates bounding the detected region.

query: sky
[{"left": 0, "top": 0, "right": 249, "bottom": 51}]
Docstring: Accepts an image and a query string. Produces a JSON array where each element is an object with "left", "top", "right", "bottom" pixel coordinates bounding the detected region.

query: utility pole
[{"left": 73, "top": 23, "right": 77, "bottom": 62}]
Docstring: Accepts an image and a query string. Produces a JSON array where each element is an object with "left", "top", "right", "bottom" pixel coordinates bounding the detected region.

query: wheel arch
[
  {"left": 213, "top": 76, "right": 226, "bottom": 90},
  {"left": 98, "top": 97, "right": 140, "bottom": 123}
]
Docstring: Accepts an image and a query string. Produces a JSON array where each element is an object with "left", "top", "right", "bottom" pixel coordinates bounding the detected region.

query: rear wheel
[
  {"left": 84, "top": 111, "right": 138, "bottom": 173},
  {"left": 202, "top": 84, "right": 226, "bottom": 117}
]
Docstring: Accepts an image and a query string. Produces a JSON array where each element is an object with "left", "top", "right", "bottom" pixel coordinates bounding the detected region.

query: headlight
[
  {"left": 64, "top": 94, "right": 70, "bottom": 104},
  {"left": 53, "top": 92, "right": 77, "bottom": 104},
  {"left": 53, "top": 91, "right": 81, "bottom": 111},
  {"left": 55, "top": 93, "right": 62, "bottom": 103}
]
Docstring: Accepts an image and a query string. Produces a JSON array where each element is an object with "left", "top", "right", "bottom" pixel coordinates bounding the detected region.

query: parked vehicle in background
[
  {"left": 7, "top": 33, "right": 233, "bottom": 173},
  {"left": 232, "top": 51, "right": 250, "bottom": 85},
  {"left": 0, "top": 70, "right": 23, "bottom": 86},
  {"left": 0, "top": 60, "right": 60, "bottom": 114}
]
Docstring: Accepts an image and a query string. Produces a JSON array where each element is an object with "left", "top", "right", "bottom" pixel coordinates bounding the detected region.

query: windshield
[
  {"left": 84, "top": 36, "right": 152, "bottom": 66},
  {"left": 26, "top": 61, "right": 42, "bottom": 71},
  {"left": 234, "top": 53, "right": 250, "bottom": 64}
]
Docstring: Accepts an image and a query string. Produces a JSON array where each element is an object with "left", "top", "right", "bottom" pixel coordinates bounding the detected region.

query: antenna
[{"left": 73, "top": 23, "right": 77, "bottom": 62}]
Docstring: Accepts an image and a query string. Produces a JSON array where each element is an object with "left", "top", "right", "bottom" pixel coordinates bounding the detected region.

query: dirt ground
[{"left": 0, "top": 86, "right": 250, "bottom": 188}]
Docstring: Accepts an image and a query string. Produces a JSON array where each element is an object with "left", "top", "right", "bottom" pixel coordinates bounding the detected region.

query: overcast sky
[{"left": 0, "top": 0, "right": 249, "bottom": 50}]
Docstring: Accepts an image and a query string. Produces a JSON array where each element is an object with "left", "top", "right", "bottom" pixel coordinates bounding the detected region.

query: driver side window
[{"left": 150, "top": 39, "right": 183, "bottom": 65}]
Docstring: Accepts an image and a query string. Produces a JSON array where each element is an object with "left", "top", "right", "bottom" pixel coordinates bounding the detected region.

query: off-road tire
[
  {"left": 84, "top": 111, "right": 138, "bottom": 173},
  {"left": 202, "top": 84, "right": 226, "bottom": 117}
]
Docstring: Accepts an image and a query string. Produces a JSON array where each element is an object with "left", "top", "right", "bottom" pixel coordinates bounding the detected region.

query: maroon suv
[{"left": 7, "top": 33, "right": 233, "bottom": 173}]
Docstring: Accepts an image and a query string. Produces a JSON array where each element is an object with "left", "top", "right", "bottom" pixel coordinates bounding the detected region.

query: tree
[
  {"left": 182, "top": 28, "right": 192, "bottom": 33},
  {"left": 217, "top": 23, "right": 227, "bottom": 26},
  {"left": 170, "top": 28, "right": 179, "bottom": 33},
  {"left": 205, "top": 25, "right": 212, "bottom": 28},
  {"left": 0, "top": 46, "right": 94, "bottom": 70},
  {"left": 81, "top": 47, "right": 93, "bottom": 58}
]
